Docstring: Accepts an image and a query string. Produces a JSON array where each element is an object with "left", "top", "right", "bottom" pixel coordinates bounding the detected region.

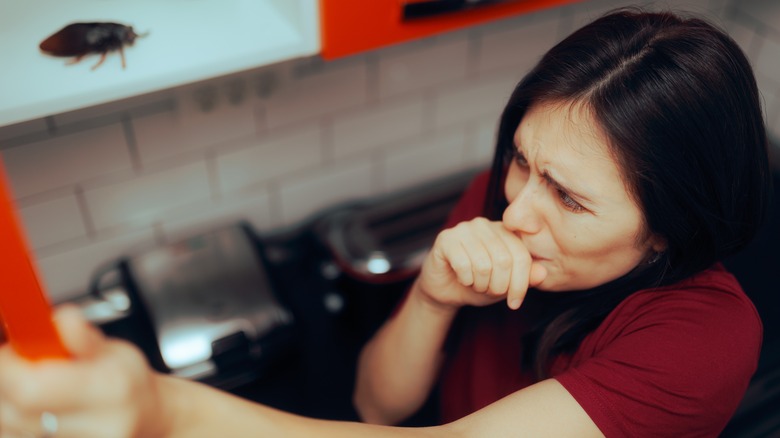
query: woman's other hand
[
  {"left": 0, "top": 305, "right": 170, "bottom": 438},
  {"left": 417, "top": 217, "right": 547, "bottom": 311}
]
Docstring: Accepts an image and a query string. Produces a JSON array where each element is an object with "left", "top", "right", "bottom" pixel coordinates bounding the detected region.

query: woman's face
[{"left": 503, "top": 102, "right": 664, "bottom": 292}]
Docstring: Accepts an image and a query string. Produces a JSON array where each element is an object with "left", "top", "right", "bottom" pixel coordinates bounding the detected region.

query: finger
[
  {"left": 438, "top": 238, "right": 474, "bottom": 287},
  {"left": 493, "top": 227, "right": 532, "bottom": 310},
  {"left": 529, "top": 263, "right": 548, "bottom": 287},
  {"left": 0, "top": 349, "right": 78, "bottom": 413},
  {"left": 472, "top": 221, "right": 513, "bottom": 296},
  {"left": 461, "top": 230, "right": 493, "bottom": 293},
  {"left": 432, "top": 228, "right": 475, "bottom": 287},
  {"left": 0, "top": 396, "right": 35, "bottom": 438},
  {"left": 0, "top": 307, "right": 110, "bottom": 413},
  {"left": 448, "top": 222, "right": 492, "bottom": 293},
  {"left": 53, "top": 305, "right": 105, "bottom": 359}
]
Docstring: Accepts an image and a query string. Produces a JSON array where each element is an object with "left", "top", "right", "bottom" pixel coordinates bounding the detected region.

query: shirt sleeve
[
  {"left": 555, "top": 278, "right": 762, "bottom": 437},
  {"left": 442, "top": 170, "right": 491, "bottom": 229}
]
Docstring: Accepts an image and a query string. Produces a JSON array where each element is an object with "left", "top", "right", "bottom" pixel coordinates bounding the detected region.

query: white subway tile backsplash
[
  {"left": 131, "top": 109, "right": 184, "bottom": 164},
  {"left": 37, "top": 228, "right": 156, "bottom": 302},
  {"left": 18, "top": 194, "right": 88, "bottom": 250},
  {"left": 432, "top": 72, "right": 518, "bottom": 130},
  {"left": 707, "top": 0, "right": 731, "bottom": 17},
  {"left": 477, "top": 15, "right": 559, "bottom": 75},
  {"left": 383, "top": 130, "right": 469, "bottom": 193},
  {"left": 568, "top": 0, "right": 627, "bottom": 28},
  {"left": 726, "top": 18, "right": 760, "bottom": 59},
  {"left": 84, "top": 161, "right": 212, "bottom": 231},
  {"left": 377, "top": 36, "right": 470, "bottom": 100},
  {"left": 736, "top": 1, "right": 780, "bottom": 34},
  {"left": 332, "top": 97, "right": 426, "bottom": 159},
  {"left": 217, "top": 126, "right": 323, "bottom": 194},
  {"left": 263, "top": 62, "right": 368, "bottom": 129},
  {"left": 2, "top": 124, "right": 132, "bottom": 199},
  {"left": 467, "top": 116, "right": 500, "bottom": 166},
  {"left": 768, "top": 115, "right": 780, "bottom": 143},
  {"left": 278, "top": 159, "right": 374, "bottom": 225},
  {"left": 133, "top": 93, "right": 255, "bottom": 166},
  {"left": 764, "top": 86, "right": 780, "bottom": 140},
  {"left": 158, "top": 190, "right": 274, "bottom": 243},
  {"left": 755, "top": 36, "right": 780, "bottom": 88}
]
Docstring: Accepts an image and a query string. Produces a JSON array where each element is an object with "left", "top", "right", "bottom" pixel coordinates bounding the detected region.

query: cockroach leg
[
  {"left": 91, "top": 52, "right": 108, "bottom": 70},
  {"left": 66, "top": 55, "right": 85, "bottom": 65},
  {"left": 119, "top": 46, "right": 127, "bottom": 69}
]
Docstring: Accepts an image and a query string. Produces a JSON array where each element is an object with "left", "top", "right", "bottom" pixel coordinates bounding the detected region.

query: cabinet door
[{"left": 320, "top": 0, "right": 580, "bottom": 59}]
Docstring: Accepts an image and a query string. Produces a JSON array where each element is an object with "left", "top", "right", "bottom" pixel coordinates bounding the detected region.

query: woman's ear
[{"left": 648, "top": 234, "right": 668, "bottom": 254}]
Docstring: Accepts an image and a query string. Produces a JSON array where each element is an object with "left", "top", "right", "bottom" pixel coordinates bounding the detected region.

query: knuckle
[
  {"left": 450, "top": 258, "right": 471, "bottom": 275},
  {"left": 493, "top": 252, "right": 512, "bottom": 270},
  {"left": 472, "top": 217, "right": 489, "bottom": 225},
  {"left": 451, "top": 222, "right": 470, "bottom": 233},
  {"left": 474, "top": 259, "right": 492, "bottom": 276},
  {"left": 435, "top": 229, "right": 452, "bottom": 244}
]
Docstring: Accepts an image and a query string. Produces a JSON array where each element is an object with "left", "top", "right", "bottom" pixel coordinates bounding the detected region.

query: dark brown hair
[{"left": 484, "top": 8, "right": 771, "bottom": 379}]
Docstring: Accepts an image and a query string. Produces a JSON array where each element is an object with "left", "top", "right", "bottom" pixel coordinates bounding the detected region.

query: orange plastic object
[
  {"left": 0, "top": 155, "right": 69, "bottom": 360},
  {"left": 320, "top": 0, "right": 581, "bottom": 59}
]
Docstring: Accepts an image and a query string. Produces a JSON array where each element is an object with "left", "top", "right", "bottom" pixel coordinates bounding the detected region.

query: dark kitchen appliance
[
  {"left": 74, "top": 223, "right": 295, "bottom": 389},
  {"left": 312, "top": 170, "right": 478, "bottom": 284}
]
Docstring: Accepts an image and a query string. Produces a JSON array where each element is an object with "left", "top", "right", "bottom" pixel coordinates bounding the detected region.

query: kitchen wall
[{"left": 1, "top": 0, "right": 778, "bottom": 303}]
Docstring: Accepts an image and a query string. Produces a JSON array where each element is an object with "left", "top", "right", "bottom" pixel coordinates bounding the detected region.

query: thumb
[
  {"left": 529, "top": 263, "right": 548, "bottom": 287},
  {"left": 53, "top": 304, "right": 105, "bottom": 359}
]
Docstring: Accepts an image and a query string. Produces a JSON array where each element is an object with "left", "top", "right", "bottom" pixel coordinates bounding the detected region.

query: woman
[
  {"left": 355, "top": 7, "right": 771, "bottom": 436},
  {"left": 0, "top": 8, "right": 770, "bottom": 438}
]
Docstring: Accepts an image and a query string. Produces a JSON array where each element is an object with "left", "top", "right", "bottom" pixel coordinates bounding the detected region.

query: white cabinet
[{"left": 0, "top": 0, "right": 319, "bottom": 128}]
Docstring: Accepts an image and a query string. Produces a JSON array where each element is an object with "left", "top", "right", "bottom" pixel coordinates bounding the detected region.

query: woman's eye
[
  {"left": 557, "top": 189, "right": 585, "bottom": 213},
  {"left": 513, "top": 149, "right": 529, "bottom": 167}
]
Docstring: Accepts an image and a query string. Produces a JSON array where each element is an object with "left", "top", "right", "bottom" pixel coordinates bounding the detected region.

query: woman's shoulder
[
  {"left": 597, "top": 263, "right": 763, "bottom": 351},
  {"left": 620, "top": 263, "right": 761, "bottom": 329},
  {"left": 557, "top": 264, "right": 763, "bottom": 436}
]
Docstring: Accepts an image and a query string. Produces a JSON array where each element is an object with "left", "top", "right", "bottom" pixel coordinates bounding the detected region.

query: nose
[{"left": 503, "top": 180, "right": 543, "bottom": 235}]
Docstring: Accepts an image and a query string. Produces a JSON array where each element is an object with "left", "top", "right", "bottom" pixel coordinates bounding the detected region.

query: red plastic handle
[{"left": 0, "top": 154, "right": 69, "bottom": 360}]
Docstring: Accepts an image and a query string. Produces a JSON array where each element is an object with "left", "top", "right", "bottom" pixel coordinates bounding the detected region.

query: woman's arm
[
  {"left": 353, "top": 218, "right": 547, "bottom": 425},
  {"left": 160, "top": 372, "right": 444, "bottom": 438},
  {"left": 353, "top": 279, "right": 458, "bottom": 425},
  {"left": 0, "top": 300, "right": 601, "bottom": 438},
  {"left": 162, "top": 369, "right": 603, "bottom": 438}
]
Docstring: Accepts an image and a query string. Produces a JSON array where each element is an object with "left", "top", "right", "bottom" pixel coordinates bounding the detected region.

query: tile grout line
[
  {"left": 74, "top": 184, "right": 96, "bottom": 239},
  {"left": 121, "top": 115, "right": 143, "bottom": 172}
]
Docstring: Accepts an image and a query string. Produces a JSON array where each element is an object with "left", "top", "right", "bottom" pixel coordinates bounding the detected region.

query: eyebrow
[
  {"left": 541, "top": 170, "right": 594, "bottom": 206},
  {"left": 515, "top": 143, "right": 595, "bottom": 206}
]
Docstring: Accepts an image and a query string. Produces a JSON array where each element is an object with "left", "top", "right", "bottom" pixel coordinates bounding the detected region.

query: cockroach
[{"left": 39, "top": 22, "right": 147, "bottom": 70}]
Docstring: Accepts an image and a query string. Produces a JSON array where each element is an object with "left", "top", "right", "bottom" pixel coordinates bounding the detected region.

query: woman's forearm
[
  {"left": 353, "top": 280, "right": 458, "bottom": 425},
  {"left": 159, "top": 372, "right": 446, "bottom": 438}
]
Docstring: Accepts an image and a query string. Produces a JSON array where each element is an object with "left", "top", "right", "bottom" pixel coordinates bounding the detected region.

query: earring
[{"left": 648, "top": 252, "right": 663, "bottom": 265}]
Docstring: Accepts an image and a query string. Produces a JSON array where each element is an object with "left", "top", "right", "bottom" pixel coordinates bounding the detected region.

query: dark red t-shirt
[{"left": 437, "top": 171, "right": 762, "bottom": 437}]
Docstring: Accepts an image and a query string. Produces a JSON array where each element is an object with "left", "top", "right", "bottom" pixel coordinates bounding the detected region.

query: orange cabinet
[{"left": 320, "top": 0, "right": 581, "bottom": 60}]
